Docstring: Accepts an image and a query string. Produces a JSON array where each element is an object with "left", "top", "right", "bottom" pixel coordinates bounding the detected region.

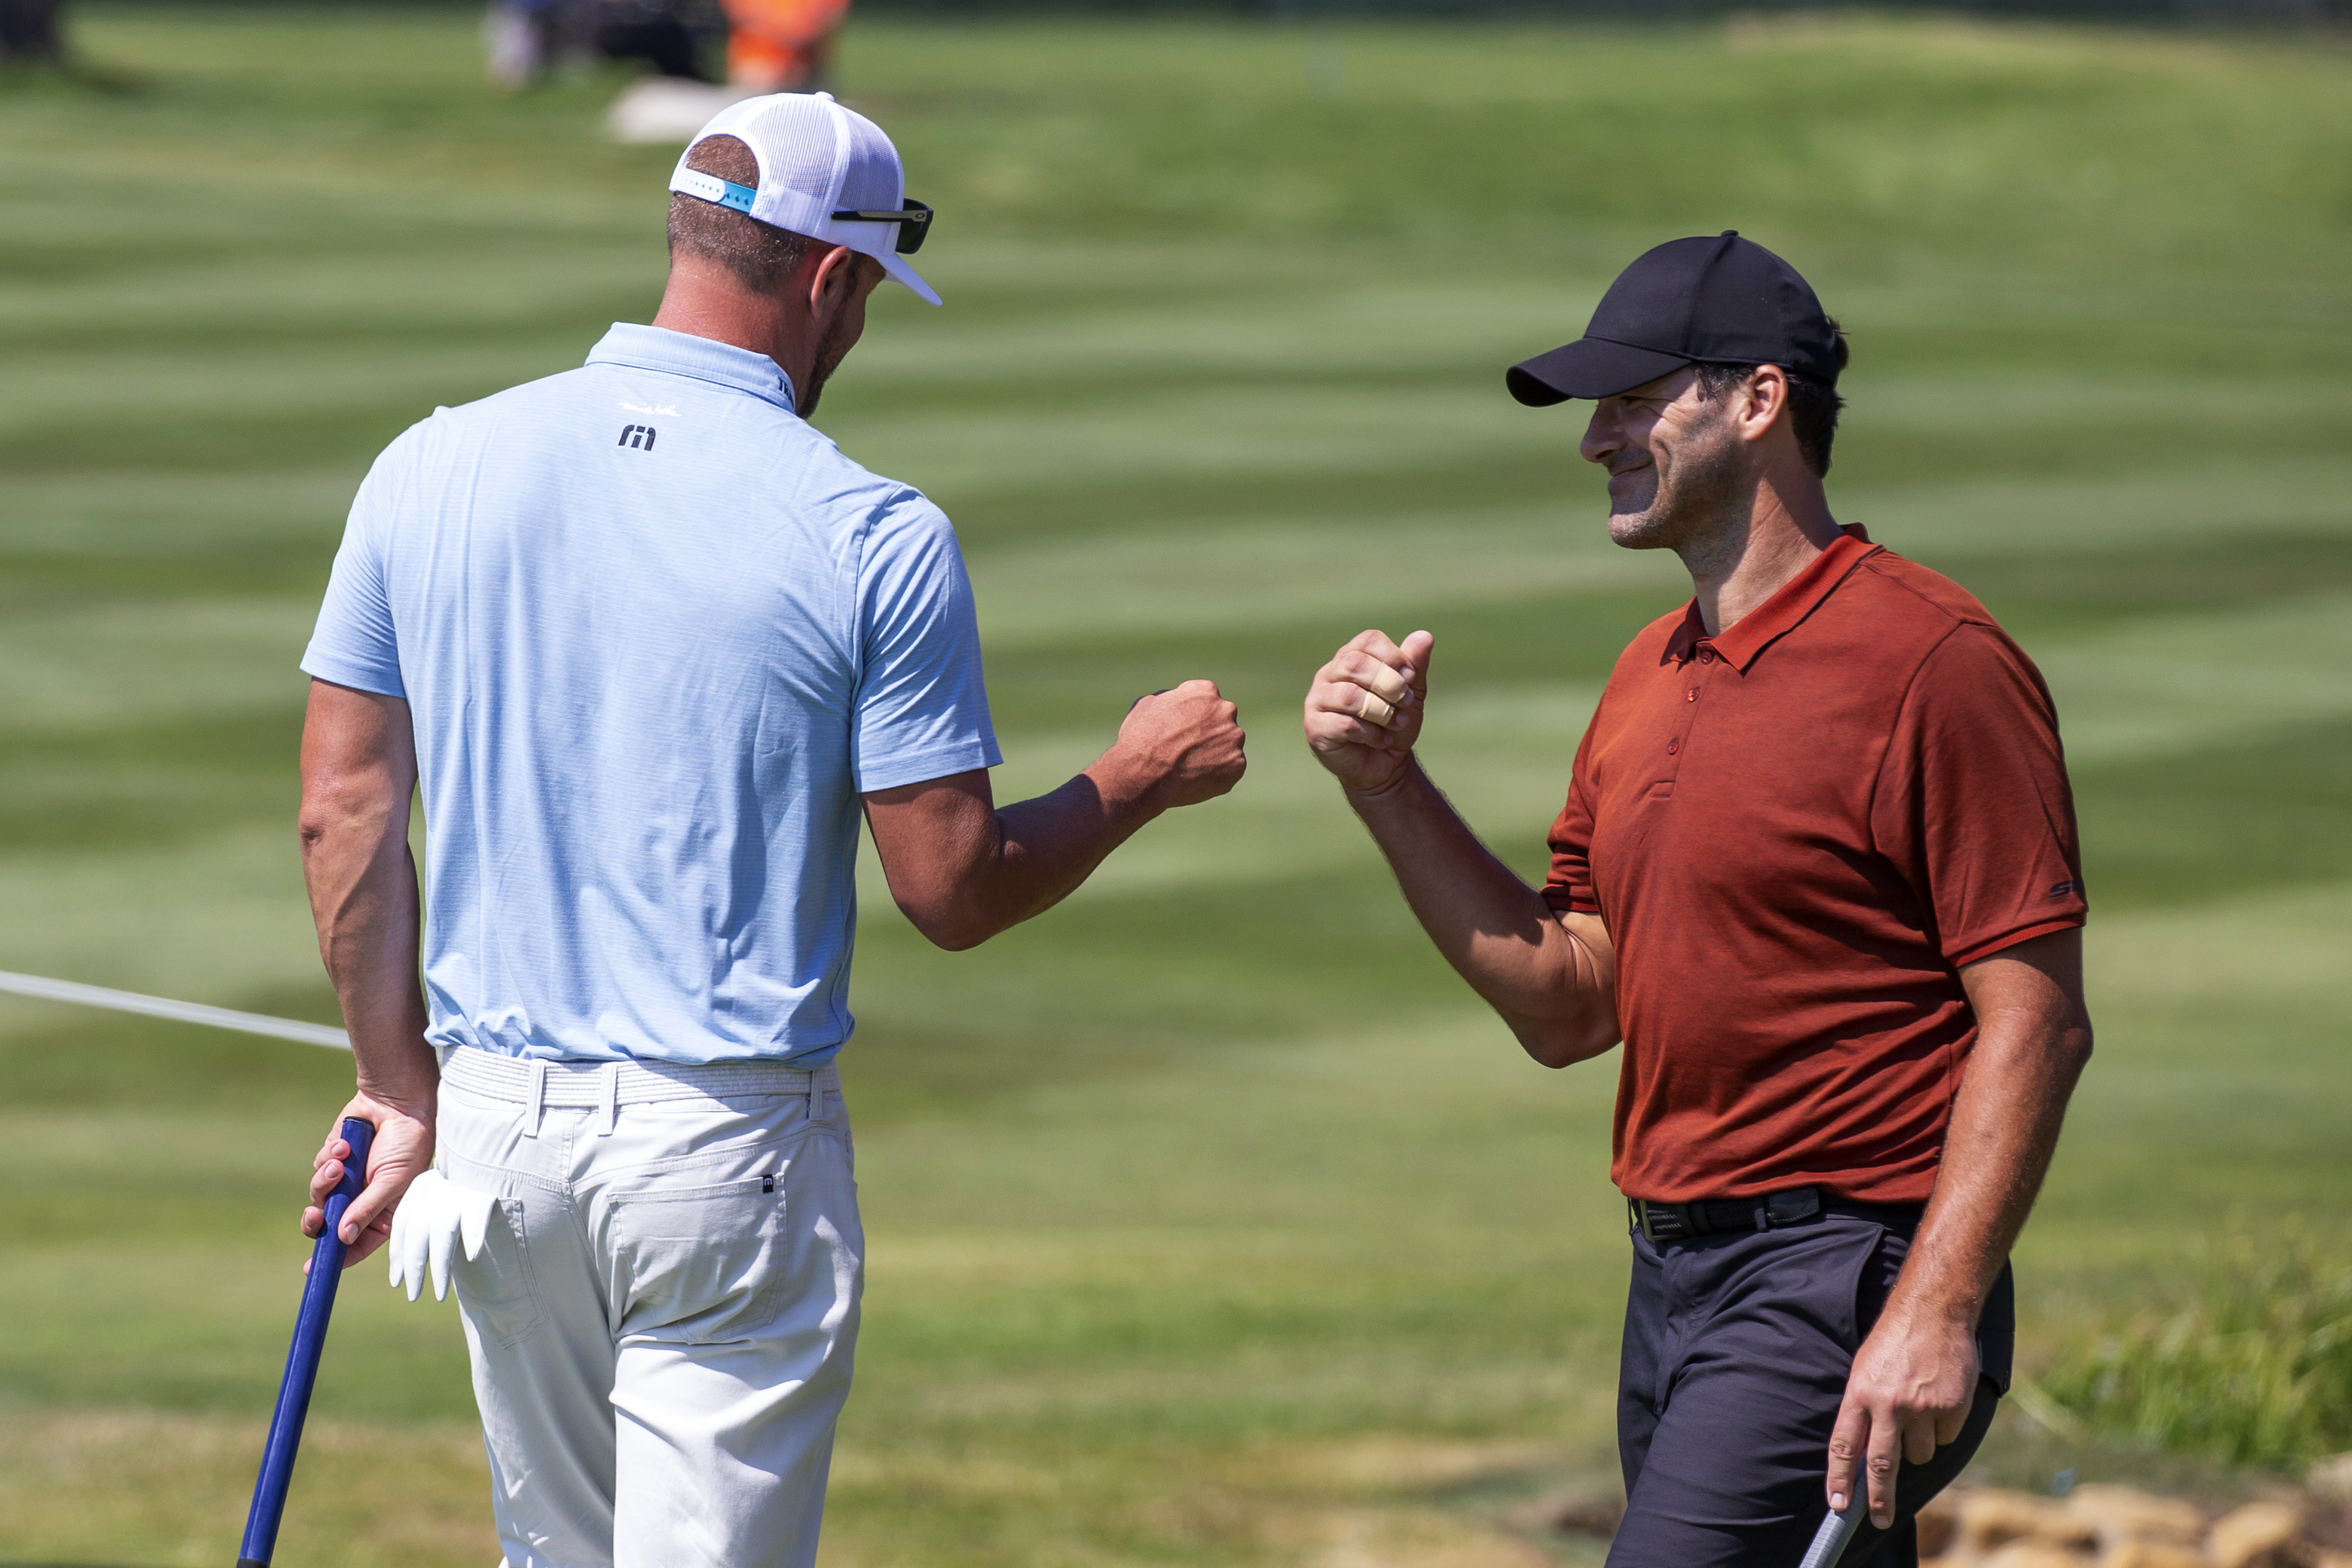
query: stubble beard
[
  {"left": 1605, "top": 407, "right": 1749, "bottom": 570},
  {"left": 797, "top": 317, "right": 857, "bottom": 420}
]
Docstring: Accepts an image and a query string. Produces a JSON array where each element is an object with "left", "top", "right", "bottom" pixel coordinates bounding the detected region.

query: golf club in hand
[
  {"left": 238, "top": 1115, "right": 375, "bottom": 1567},
  {"left": 1799, "top": 1497, "right": 1866, "bottom": 1568}
]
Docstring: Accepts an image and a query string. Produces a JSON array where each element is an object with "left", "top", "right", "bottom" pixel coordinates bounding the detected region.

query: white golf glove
[{"left": 387, "top": 1169, "right": 499, "bottom": 1302}]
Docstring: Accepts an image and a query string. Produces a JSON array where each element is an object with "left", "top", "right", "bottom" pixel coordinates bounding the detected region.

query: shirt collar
[
  {"left": 585, "top": 323, "right": 798, "bottom": 414},
  {"left": 1663, "top": 524, "right": 1878, "bottom": 673}
]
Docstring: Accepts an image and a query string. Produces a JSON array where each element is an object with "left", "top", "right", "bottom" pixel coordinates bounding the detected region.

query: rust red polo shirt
[{"left": 1542, "top": 527, "right": 2086, "bottom": 1206}]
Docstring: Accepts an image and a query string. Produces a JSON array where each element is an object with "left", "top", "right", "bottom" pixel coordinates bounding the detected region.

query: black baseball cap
[{"left": 1507, "top": 232, "right": 1840, "bottom": 406}]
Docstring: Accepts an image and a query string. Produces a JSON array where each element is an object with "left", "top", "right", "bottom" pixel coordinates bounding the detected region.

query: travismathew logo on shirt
[{"left": 618, "top": 424, "right": 658, "bottom": 450}]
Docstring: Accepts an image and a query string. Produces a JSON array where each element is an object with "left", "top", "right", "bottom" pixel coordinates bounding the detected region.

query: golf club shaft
[
  {"left": 0, "top": 969, "right": 349, "bottom": 1050},
  {"left": 237, "top": 1116, "right": 374, "bottom": 1567},
  {"left": 1799, "top": 1498, "right": 1865, "bottom": 1568}
]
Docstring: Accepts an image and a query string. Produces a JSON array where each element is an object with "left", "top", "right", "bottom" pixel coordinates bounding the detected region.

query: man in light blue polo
[{"left": 292, "top": 93, "right": 1246, "bottom": 1568}]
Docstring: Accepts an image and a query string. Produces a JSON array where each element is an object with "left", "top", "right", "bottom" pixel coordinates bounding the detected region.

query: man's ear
[
  {"left": 1738, "top": 364, "right": 1790, "bottom": 443},
  {"left": 805, "top": 244, "right": 859, "bottom": 312}
]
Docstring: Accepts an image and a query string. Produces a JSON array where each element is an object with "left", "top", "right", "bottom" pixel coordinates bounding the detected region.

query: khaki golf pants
[{"left": 436, "top": 1047, "right": 863, "bottom": 1568}]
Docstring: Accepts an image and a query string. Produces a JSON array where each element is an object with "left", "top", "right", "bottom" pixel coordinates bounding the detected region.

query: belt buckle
[
  {"left": 1764, "top": 1187, "right": 1821, "bottom": 1228},
  {"left": 1631, "top": 1200, "right": 1688, "bottom": 1242}
]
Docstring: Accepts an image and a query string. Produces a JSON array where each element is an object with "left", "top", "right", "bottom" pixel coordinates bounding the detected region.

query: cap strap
[{"left": 670, "top": 168, "right": 757, "bottom": 215}]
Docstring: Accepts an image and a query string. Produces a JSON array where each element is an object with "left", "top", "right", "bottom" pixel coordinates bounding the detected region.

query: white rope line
[{"left": 0, "top": 969, "right": 351, "bottom": 1050}]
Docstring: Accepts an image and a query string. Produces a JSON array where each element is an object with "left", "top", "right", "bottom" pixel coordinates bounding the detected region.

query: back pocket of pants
[
  {"left": 608, "top": 1175, "right": 787, "bottom": 1346},
  {"left": 453, "top": 1196, "right": 543, "bottom": 1351}
]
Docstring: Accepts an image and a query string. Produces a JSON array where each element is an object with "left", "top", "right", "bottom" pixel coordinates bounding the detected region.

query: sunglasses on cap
[{"left": 830, "top": 200, "right": 934, "bottom": 256}]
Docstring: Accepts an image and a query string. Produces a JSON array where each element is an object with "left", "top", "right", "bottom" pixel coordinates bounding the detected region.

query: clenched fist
[
  {"left": 1112, "top": 679, "right": 1248, "bottom": 809},
  {"left": 1304, "top": 629, "right": 1433, "bottom": 795}
]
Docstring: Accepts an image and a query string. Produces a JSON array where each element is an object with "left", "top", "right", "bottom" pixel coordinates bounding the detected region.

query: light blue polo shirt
[{"left": 302, "top": 323, "right": 999, "bottom": 1067}]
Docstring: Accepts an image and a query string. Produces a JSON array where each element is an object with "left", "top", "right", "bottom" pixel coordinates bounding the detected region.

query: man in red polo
[{"left": 1301, "top": 233, "right": 2094, "bottom": 1567}]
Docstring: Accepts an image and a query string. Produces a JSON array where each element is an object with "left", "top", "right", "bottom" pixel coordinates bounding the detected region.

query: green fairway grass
[{"left": 3, "top": 8, "right": 2349, "bottom": 1563}]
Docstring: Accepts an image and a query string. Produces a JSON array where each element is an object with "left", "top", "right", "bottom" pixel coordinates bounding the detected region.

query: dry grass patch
[
  {"left": 0, "top": 1408, "right": 495, "bottom": 1568},
  {"left": 1293, "top": 1504, "right": 1555, "bottom": 1568}
]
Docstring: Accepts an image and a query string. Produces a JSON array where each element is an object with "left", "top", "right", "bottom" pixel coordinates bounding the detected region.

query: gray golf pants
[{"left": 435, "top": 1047, "right": 864, "bottom": 1568}]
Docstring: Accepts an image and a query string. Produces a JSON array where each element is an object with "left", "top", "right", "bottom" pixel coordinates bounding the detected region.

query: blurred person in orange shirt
[{"left": 723, "top": 0, "right": 846, "bottom": 91}]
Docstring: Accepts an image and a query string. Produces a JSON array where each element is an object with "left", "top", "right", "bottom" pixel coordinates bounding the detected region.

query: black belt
[{"left": 1628, "top": 1187, "right": 1922, "bottom": 1243}]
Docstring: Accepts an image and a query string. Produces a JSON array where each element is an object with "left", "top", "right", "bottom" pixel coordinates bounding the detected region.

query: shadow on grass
[{"left": 0, "top": 58, "right": 149, "bottom": 96}]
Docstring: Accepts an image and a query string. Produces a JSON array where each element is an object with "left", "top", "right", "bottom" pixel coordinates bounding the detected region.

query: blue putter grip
[
  {"left": 1798, "top": 1498, "right": 1864, "bottom": 1568},
  {"left": 237, "top": 1116, "right": 375, "bottom": 1568}
]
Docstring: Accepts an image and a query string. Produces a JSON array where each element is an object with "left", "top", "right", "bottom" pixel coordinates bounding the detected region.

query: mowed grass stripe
[
  {"left": 2032, "top": 592, "right": 2352, "bottom": 762},
  {"left": 967, "top": 511, "right": 1665, "bottom": 649},
  {"left": 0, "top": 823, "right": 323, "bottom": 1012},
  {"left": 1850, "top": 459, "right": 2352, "bottom": 560},
  {"left": 957, "top": 486, "right": 2352, "bottom": 654}
]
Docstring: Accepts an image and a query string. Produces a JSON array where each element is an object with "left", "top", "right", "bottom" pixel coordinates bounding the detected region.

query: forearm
[
  {"left": 1896, "top": 1042, "right": 2084, "bottom": 1323},
  {"left": 870, "top": 680, "right": 1247, "bottom": 951},
  {"left": 1349, "top": 761, "right": 1616, "bottom": 1065},
  {"left": 1891, "top": 940, "right": 2094, "bottom": 1326},
  {"left": 949, "top": 755, "right": 1165, "bottom": 946},
  {"left": 1827, "top": 934, "right": 2088, "bottom": 1516},
  {"left": 294, "top": 681, "right": 440, "bottom": 1258},
  {"left": 300, "top": 800, "right": 436, "bottom": 1105}
]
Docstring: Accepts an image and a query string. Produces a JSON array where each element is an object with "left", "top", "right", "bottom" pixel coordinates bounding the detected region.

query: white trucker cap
[{"left": 669, "top": 92, "right": 940, "bottom": 307}]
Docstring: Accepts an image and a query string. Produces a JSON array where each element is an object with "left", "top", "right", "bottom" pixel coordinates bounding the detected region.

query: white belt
[
  {"left": 395, "top": 1050, "right": 843, "bottom": 1302},
  {"left": 441, "top": 1047, "right": 840, "bottom": 1138}
]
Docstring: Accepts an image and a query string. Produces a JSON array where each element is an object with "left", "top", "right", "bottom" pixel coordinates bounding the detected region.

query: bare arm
[
  {"left": 1827, "top": 927, "right": 2094, "bottom": 1526},
  {"left": 1303, "top": 629, "right": 1618, "bottom": 1066},
  {"left": 864, "top": 680, "right": 1246, "bottom": 950},
  {"left": 295, "top": 678, "right": 440, "bottom": 1268}
]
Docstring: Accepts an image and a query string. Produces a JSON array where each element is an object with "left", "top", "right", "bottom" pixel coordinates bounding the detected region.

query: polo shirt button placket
[
  {"left": 1655, "top": 639, "right": 1730, "bottom": 799},
  {"left": 1651, "top": 726, "right": 1687, "bottom": 797},
  {"left": 1655, "top": 644, "right": 1714, "bottom": 798}
]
